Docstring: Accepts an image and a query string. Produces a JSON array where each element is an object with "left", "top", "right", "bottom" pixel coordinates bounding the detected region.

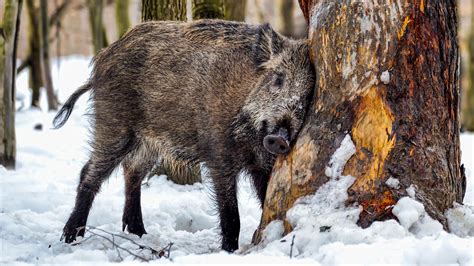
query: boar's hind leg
[
  {"left": 210, "top": 166, "right": 240, "bottom": 252},
  {"left": 121, "top": 157, "right": 154, "bottom": 237},
  {"left": 62, "top": 136, "right": 137, "bottom": 244}
]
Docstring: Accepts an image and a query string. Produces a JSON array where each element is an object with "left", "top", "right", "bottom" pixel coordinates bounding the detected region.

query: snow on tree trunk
[
  {"left": 253, "top": 0, "right": 466, "bottom": 244},
  {"left": 1, "top": 0, "right": 21, "bottom": 169}
]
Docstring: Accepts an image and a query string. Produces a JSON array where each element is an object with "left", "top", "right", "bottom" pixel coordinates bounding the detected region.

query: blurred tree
[
  {"left": 116, "top": 0, "right": 131, "bottom": 38},
  {"left": 276, "top": 0, "right": 293, "bottom": 37},
  {"left": 88, "top": 0, "right": 108, "bottom": 54},
  {"left": 142, "top": 0, "right": 187, "bottom": 21},
  {"left": 1, "top": 0, "right": 22, "bottom": 169},
  {"left": 223, "top": 0, "right": 246, "bottom": 21},
  {"left": 463, "top": 11, "right": 474, "bottom": 131},
  {"left": 192, "top": 0, "right": 246, "bottom": 20},
  {"left": 192, "top": 0, "right": 224, "bottom": 19},
  {"left": 254, "top": 0, "right": 465, "bottom": 244},
  {"left": 40, "top": 0, "right": 58, "bottom": 110},
  {"left": 26, "top": 0, "right": 43, "bottom": 108}
]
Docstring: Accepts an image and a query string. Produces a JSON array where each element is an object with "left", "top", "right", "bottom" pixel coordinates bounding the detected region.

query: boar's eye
[{"left": 272, "top": 72, "right": 285, "bottom": 88}]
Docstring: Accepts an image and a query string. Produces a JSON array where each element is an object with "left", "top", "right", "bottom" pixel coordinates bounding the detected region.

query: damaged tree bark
[{"left": 254, "top": 0, "right": 465, "bottom": 243}]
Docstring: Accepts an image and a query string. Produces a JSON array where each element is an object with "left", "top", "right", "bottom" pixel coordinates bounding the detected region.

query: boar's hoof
[
  {"left": 221, "top": 240, "right": 238, "bottom": 253},
  {"left": 61, "top": 223, "right": 86, "bottom": 244},
  {"left": 122, "top": 215, "right": 147, "bottom": 237}
]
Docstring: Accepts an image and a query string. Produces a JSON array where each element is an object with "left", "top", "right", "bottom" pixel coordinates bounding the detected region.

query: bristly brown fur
[{"left": 56, "top": 19, "right": 315, "bottom": 252}]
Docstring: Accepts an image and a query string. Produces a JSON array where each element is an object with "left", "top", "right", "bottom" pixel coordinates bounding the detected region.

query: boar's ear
[{"left": 253, "top": 23, "right": 285, "bottom": 70}]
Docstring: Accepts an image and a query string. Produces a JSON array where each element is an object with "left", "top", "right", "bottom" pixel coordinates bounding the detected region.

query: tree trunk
[
  {"left": 88, "top": 0, "right": 108, "bottom": 54},
  {"left": 192, "top": 0, "right": 224, "bottom": 19},
  {"left": 1, "top": 0, "right": 22, "bottom": 169},
  {"left": 222, "top": 0, "right": 246, "bottom": 21},
  {"left": 463, "top": 10, "right": 474, "bottom": 131},
  {"left": 115, "top": 0, "right": 131, "bottom": 38},
  {"left": 141, "top": 0, "right": 201, "bottom": 185},
  {"left": 40, "top": 0, "right": 58, "bottom": 111},
  {"left": 275, "top": 0, "right": 293, "bottom": 37},
  {"left": 141, "top": 0, "right": 187, "bottom": 21},
  {"left": 253, "top": 0, "right": 465, "bottom": 244},
  {"left": 26, "top": 0, "right": 43, "bottom": 108}
]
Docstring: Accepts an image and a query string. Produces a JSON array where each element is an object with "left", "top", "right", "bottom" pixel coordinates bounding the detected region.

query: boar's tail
[{"left": 53, "top": 84, "right": 91, "bottom": 129}]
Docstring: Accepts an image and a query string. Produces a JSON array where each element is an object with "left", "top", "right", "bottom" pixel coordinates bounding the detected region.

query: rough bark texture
[
  {"left": 463, "top": 10, "right": 474, "bottom": 131},
  {"left": 1, "top": 0, "right": 21, "bottom": 169},
  {"left": 26, "top": 0, "right": 43, "bottom": 108},
  {"left": 141, "top": 0, "right": 187, "bottom": 21},
  {"left": 115, "top": 0, "right": 131, "bottom": 38},
  {"left": 40, "top": 0, "right": 58, "bottom": 111},
  {"left": 254, "top": 0, "right": 465, "bottom": 243}
]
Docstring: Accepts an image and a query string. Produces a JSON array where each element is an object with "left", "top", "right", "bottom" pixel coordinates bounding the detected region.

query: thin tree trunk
[
  {"left": 1, "top": 0, "right": 22, "bottom": 169},
  {"left": 222, "top": 0, "right": 246, "bottom": 21},
  {"left": 192, "top": 0, "right": 246, "bottom": 20},
  {"left": 26, "top": 0, "right": 43, "bottom": 108},
  {"left": 88, "top": 0, "right": 108, "bottom": 54},
  {"left": 116, "top": 0, "right": 131, "bottom": 38},
  {"left": 192, "top": 0, "right": 224, "bottom": 19},
  {"left": 142, "top": 0, "right": 187, "bottom": 21},
  {"left": 40, "top": 0, "right": 58, "bottom": 111},
  {"left": 463, "top": 10, "right": 474, "bottom": 131},
  {"left": 254, "top": 0, "right": 465, "bottom": 243},
  {"left": 275, "top": 0, "right": 293, "bottom": 37},
  {"left": 141, "top": 0, "right": 200, "bottom": 185}
]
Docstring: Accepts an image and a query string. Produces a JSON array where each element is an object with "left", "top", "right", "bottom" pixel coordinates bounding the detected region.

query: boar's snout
[{"left": 263, "top": 128, "right": 290, "bottom": 155}]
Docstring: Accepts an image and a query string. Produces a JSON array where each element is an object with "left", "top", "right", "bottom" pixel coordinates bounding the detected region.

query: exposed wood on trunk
[
  {"left": 40, "top": 0, "right": 58, "bottom": 111},
  {"left": 1, "top": 0, "right": 22, "bottom": 169},
  {"left": 26, "top": 0, "right": 43, "bottom": 108},
  {"left": 254, "top": 0, "right": 465, "bottom": 244}
]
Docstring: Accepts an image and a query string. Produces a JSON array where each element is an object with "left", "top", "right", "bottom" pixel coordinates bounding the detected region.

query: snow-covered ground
[{"left": 1, "top": 57, "right": 473, "bottom": 264}]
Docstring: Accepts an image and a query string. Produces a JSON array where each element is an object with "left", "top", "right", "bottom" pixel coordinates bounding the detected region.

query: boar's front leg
[
  {"left": 249, "top": 168, "right": 271, "bottom": 207},
  {"left": 210, "top": 166, "right": 240, "bottom": 252}
]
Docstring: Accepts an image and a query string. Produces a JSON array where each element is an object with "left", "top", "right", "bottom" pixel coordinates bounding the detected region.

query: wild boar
[{"left": 54, "top": 19, "right": 315, "bottom": 252}]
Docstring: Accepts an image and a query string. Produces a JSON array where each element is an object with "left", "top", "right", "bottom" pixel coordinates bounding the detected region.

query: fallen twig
[
  {"left": 289, "top": 235, "right": 296, "bottom": 259},
  {"left": 82, "top": 226, "right": 174, "bottom": 261}
]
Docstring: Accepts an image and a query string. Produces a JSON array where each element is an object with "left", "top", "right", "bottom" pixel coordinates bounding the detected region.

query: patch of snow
[
  {"left": 446, "top": 203, "right": 474, "bottom": 237},
  {"left": 385, "top": 176, "right": 400, "bottom": 189},
  {"left": 380, "top": 70, "right": 390, "bottom": 84},
  {"left": 324, "top": 134, "right": 356, "bottom": 178},
  {"left": 406, "top": 184, "right": 416, "bottom": 198},
  {"left": 392, "top": 197, "right": 425, "bottom": 229}
]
